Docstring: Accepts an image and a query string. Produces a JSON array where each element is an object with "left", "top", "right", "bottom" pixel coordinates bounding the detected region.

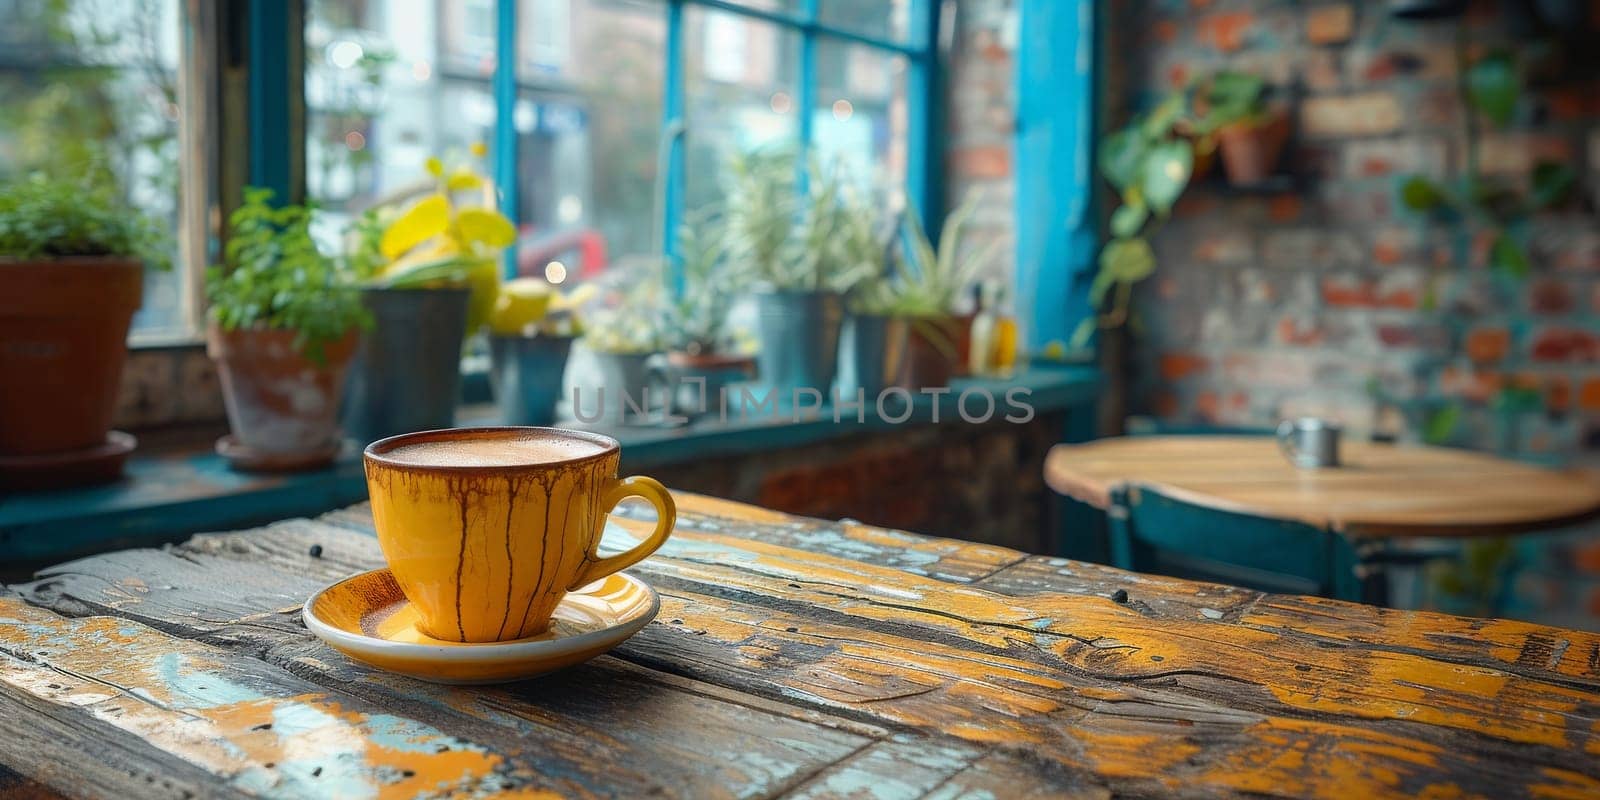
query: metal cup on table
[{"left": 1277, "top": 417, "right": 1341, "bottom": 468}]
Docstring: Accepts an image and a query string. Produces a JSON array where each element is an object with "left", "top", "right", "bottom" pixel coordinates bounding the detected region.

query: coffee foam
[{"left": 382, "top": 433, "right": 607, "bottom": 467}]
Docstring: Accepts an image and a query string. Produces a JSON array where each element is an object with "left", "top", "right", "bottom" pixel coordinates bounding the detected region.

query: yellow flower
[
  {"left": 470, "top": 141, "right": 488, "bottom": 158},
  {"left": 425, "top": 156, "right": 444, "bottom": 177},
  {"left": 446, "top": 170, "right": 484, "bottom": 191},
  {"left": 379, "top": 193, "right": 450, "bottom": 260}
]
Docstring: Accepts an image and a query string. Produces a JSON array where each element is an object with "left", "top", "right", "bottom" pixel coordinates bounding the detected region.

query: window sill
[{"left": 0, "top": 366, "right": 1099, "bottom": 572}]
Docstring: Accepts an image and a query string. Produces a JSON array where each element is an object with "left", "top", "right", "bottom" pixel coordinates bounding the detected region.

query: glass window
[
  {"left": 306, "top": 0, "right": 498, "bottom": 235},
  {"left": 818, "top": 0, "right": 911, "bottom": 44},
  {"left": 682, "top": 6, "right": 800, "bottom": 212},
  {"left": 812, "top": 38, "right": 906, "bottom": 207},
  {"left": 511, "top": 0, "right": 665, "bottom": 279},
  {"left": 1, "top": 0, "right": 188, "bottom": 338}
]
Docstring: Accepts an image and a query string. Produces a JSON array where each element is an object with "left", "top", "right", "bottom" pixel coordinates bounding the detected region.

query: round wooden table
[{"left": 1045, "top": 436, "right": 1600, "bottom": 538}]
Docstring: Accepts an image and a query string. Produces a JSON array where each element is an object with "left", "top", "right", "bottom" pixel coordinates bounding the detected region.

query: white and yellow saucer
[{"left": 303, "top": 568, "right": 660, "bottom": 684}]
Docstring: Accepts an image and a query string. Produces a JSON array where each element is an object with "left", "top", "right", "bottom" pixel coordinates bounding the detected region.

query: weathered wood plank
[
  {"left": 10, "top": 496, "right": 1600, "bottom": 799},
  {"left": 0, "top": 596, "right": 892, "bottom": 799}
]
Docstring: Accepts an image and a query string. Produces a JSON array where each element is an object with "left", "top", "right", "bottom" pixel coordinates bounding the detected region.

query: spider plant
[
  {"left": 661, "top": 207, "right": 744, "bottom": 356},
  {"left": 857, "top": 191, "right": 996, "bottom": 320}
]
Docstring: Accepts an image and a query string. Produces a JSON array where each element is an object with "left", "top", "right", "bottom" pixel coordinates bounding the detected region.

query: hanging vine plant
[{"left": 1073, "top": 71, "right": 1270, "bottom": 348}]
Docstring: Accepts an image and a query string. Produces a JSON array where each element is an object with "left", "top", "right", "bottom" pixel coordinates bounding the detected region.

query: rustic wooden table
[
  {"left": 1046, "top": 436, "right": 1600, "bottom": 537},
  {"left": 2, "top": 492, "right": 1598, "bottom": 798}
]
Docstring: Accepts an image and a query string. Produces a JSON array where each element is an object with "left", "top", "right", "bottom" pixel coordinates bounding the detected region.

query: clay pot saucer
[
  {"left": 216, "top": 435, "right": 344, "bottom": 473},
  {"left": 0, "top": 431, "right": 136, "bottom": 491}
]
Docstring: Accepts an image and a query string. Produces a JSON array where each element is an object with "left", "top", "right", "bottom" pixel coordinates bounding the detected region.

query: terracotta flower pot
[
  {"left": 886, "top": 315, "right": 962, "bottom": 391},
  {"left": 0, "top": 257, "right": 142, "bottom": 456},
  {"left": 1218, "top": 109, "right": 1291, "bottom": 185},
  {"left": 208, "top": 324, "right": 359, "bottom": 468}
]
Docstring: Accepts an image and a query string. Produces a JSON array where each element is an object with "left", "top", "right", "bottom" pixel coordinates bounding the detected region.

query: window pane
[
  {"left": 1, "top": 0, "right": 187, "bottom": 337},
  {"left": 512, "top": 0, "right": 665, "bottom": 275},
  {"left": 306, "top": 0, "right": 497, "bottom": 230},
  {"left": 683, "top": 7, "right": 800, "bottom": 212},
  {"left": 812, "top": 39, "right": 906, "bottom": 206},
  {"left": 715, "top": 0, "right": 800, "bottom": 15},
  {"left": 818, "top": 0, "right": 910, "bottom": 44}
]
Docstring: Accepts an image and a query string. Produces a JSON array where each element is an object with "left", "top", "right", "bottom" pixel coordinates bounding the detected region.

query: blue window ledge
[{"left": 0, "top": 366, "right": 1097, "bottom": 568}]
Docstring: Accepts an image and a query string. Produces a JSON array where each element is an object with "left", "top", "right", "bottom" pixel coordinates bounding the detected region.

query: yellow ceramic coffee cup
[{"left": 363, "top": 426, "right": 675, "bottom": 643}]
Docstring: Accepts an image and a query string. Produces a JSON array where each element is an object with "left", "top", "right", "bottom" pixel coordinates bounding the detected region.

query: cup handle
[
  {"left": 571, "top": 475, "right": 676, "bottom": 588},
  {"left": 1276, "top": 420, "right": 1300, "bottom": 464}
]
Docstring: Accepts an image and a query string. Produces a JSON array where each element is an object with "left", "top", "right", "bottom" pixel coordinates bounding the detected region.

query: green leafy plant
[
  {"left": 0, "top": 173, "right": 170, "bottom": 269},
  {"left": 207, "top": 187, "right": 371, "bottom": 363},
  {"left": 660, "top": 207, "right": 744, "bottom": 355},
  {"left": 1397, "top": 49, "right": 1575, "bottom": 278},
  {"left": 1075, "top": 71, "right": 1266, "bottom": 348},
  {"left": 722, "top": 148, "right": 875, "bottom": 293},
  {"left": 855, "top": 192, "right": 996, "bottom": 320}
]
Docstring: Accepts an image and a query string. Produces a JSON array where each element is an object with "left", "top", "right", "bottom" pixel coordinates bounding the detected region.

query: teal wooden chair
[{"left": 1107, "top": 486, "right": 1366, "bottom": 601}]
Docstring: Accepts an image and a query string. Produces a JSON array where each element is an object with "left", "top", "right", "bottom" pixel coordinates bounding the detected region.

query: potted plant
[
  {"left": 207, "top": 188, "right": 371, "bottom": 471},
  {"left": 727, "top": 151, "right": 872, "bottom": 396},
  {"left": 0, "top": 173, "right": 168, "bottom": 488},
  {"left": 487, "top": 279, "right": 589, "bottom": 426},
  {"left": 657, "top": 208, "right": 755, "bottom": 417},
  {"left": 835, "top": 187, "right": 896, "bottom": 399},
  {"left": 342, "top": 149, "right": 512, "bottom": 443},
  {"left": 1195, "top": 72, "right": 1289, "bottom": 186},
  {"left": 856, "top": 193, "right": 996, "bottom": 391},
  {"left": 577, "top": 305, "right": 664, "bottom": 425}
]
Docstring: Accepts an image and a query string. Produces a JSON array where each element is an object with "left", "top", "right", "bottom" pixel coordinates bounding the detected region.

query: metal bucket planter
[
  {"left": 655, "top": 351, "right": 756, "bottom": 418},
  {"left": 342, "top": 287, "right": 469, "bottom": 444},
  {"left": 754, "top": 289, "right": 842, "bottom": 397},
  {"left": 837, "top": 313, "right": 891, "bottom": 400},
  {"left": 580, "top": 350, "right": 657, "bottom": 425},
  {"left": 488, "top": 334, "right": 575, "bottom": 426}
]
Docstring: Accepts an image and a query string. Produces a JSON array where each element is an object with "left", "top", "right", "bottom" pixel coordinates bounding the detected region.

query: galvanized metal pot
[
  {"left": 488, "top": 335, "right": 574, "bottom": 426},
  {"left": 654, "top": 351, "right": 757, "bottom": 418},
  {"left": 837, "top": 313, "right": 891, "bottom": 399},
  {"left": 754, "top": 289, "right": 843, "bottom": 396},
  {"left": 342, "top": 288, "right": 470, "bottom": 445}
]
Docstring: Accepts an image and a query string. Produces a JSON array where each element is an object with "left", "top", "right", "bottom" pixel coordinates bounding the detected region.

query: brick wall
[
  {"left": 1116, "top": 0, "right": 1600, "bottom": 458},
  {"left": 1113, "top": 0, "right": 1600, "bottom": 630},
  {"left": 946, "top": 0, "right": 1017, "bottom": 298}
]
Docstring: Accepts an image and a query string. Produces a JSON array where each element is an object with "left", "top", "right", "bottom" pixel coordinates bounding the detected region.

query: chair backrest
[{"left": 1107, "top": 486, "right": 1362, "bottom": 601}]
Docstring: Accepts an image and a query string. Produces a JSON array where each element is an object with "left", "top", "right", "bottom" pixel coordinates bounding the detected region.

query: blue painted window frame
[
  {"left": 249, "top": 0, "right": 942, "bottom": 283},
  {"left": 1015, "top": 0, "right": 1098, "bottom": 357}
]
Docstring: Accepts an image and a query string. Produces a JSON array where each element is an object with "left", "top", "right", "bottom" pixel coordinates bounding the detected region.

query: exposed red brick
[
  {"left": 1306, "top": 4, "right": 1354, "bottom": 45},
  {"left": 1529, "top": 279, "right": 1576, "bottom": 315},
  {"left": 1530, "top": 328, "right": 1600, "bottom": 362},
  {"left": 1580, "top": 378, "right": 1600, "bottom": 412},
  {"left": 1198, "top": 11, "right": 1253, "bottom": 53},
  {"left": 1377, "top": 286, "right": 1419, "bottom": 310},
  {"left": 1268, "top": 194, "right": 1302, "bottom": 222},
  {"left": 948, "top": 145, "right": 1010, "bottom": 180},
  {"left": 1173, "top": 194, "right": 1220, "bottom": 217},
  {"left": 1321, "top": 275, "right": 1376, "bottom": 308},
  {"left": 1547, "top": 376, "right": 1573, "bottom": 414},
  {"left": 1277, "top": 316, "right": 1324, "bottom": 346},
  {"left": 1573, "top": 539, "right": 1600, "bottom": 572},
  {"left": 1376, "top": 325, "right": 1417, "bottom": 348},
  {"left": 1160, "top": 352, "right": 1209, "bottom": 381},
  {"left": 1465, "top": 327, "right": 1511, "bottom": 364},
  {"left": 1373, "top": 240, "right": 1403, "bottom": 265},
  {"left": 1440, "top": 366, "right": 1502, "bottom": 403}
]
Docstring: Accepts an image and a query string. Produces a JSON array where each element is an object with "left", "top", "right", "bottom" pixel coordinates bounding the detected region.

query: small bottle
[
  {"left": 968, "top": 281, "right": 1000, "bottom": 376},
  {"left": 990, "top": 284, "right": 1018, "bottom": 377}
]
